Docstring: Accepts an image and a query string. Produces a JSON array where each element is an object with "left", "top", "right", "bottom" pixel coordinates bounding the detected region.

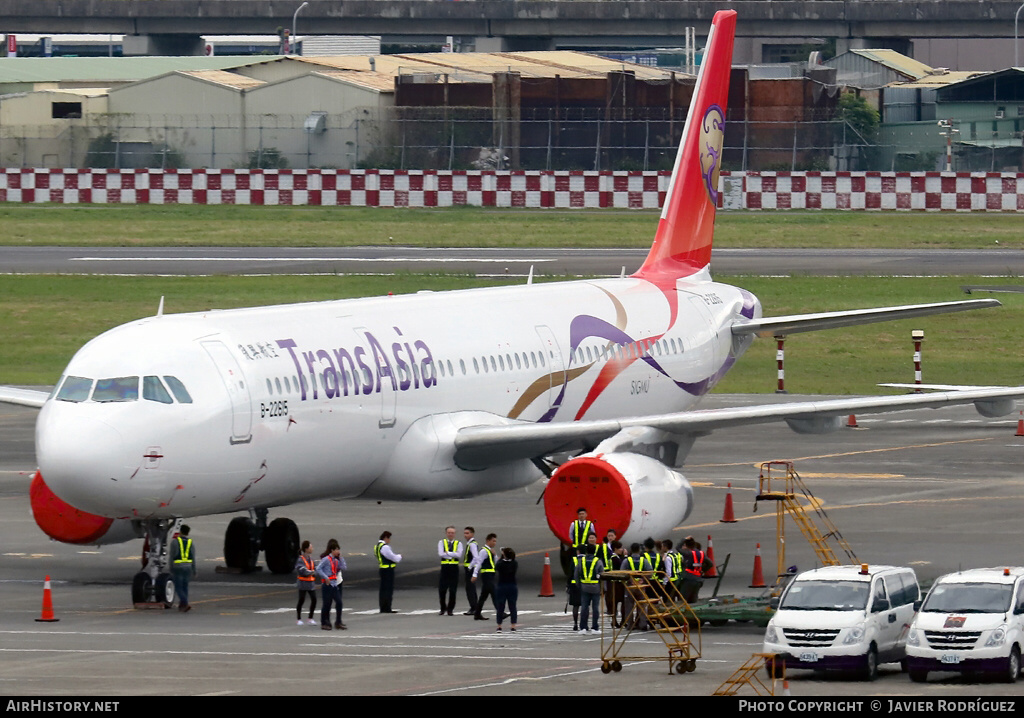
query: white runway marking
[{"left": 70, "top": 256, "right": 554, "bottom": 264}]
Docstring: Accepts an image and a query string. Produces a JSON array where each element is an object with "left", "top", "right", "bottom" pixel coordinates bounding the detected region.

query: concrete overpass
[{"left": 1, "top": 1, "right": 1022, "bottom": 67}]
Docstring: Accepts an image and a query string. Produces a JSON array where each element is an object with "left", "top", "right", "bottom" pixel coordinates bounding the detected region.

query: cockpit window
[
  {"left": 92, "top": 377, "right": 139, "bottom": 402},
  {"left": 56, "top": 376, "right": 93, "bottom": 403},
  {"left": 143, "top": 376, "right": 173, "bottom": 404},
  {"left": 163, "top": 376, "right": 193, "bottom": 404}
]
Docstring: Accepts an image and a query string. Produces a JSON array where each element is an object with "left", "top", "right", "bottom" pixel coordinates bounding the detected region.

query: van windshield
[
  {"left": 921, "top": 582, "right": 1013, "bottom": 613},
  {"left": 780, "top": 580, "right": 870, "bottom": 611}
]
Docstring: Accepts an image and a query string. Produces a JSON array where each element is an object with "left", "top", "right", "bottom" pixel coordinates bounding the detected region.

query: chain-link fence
[{"left": 3, "top": 106, "right": 1016, "bottom": 172}]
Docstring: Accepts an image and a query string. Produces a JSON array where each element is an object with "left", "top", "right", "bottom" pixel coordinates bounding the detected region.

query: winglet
[{"left": 634, "top": 10, "right": 736, "bottom": 281}]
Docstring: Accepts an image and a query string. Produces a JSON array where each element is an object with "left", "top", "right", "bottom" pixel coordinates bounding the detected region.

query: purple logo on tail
[{"left": 700, "top": 105, "right": 726, "bottom": 205}]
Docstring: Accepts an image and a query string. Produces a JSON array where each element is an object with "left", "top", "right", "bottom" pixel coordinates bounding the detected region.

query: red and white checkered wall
[{"left": 0, "top": 169, "right": 1022, "bottom": 211}]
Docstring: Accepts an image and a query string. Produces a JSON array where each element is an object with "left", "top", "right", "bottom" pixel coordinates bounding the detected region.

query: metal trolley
[{"left": 598, "top": 570, "right": 702, "bottom": 675}]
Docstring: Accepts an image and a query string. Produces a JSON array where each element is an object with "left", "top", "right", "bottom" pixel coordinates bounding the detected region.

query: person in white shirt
[
  {"left": 461, "top": 526, "right": 480, "bottom": 616},
  {"left": 437, "top": 525, "right": 461, "bottom": 616}
]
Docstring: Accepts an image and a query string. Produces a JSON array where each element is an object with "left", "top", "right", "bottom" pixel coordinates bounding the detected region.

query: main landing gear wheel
[
  {"left": 132, "top": 572, "right": 152, "bottom": 604},
  {"left": 224, "top": 516, "right": 260, "bottom": 572},
  {"left": 155, "top": 573, "right": 175, "bottom": 607},
  {"left": 263, "top": 517, "right": 300, "bottom": 575}
]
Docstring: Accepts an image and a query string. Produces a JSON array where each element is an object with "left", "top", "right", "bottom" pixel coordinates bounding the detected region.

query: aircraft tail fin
[{"left": 634, "top": 10, "right": 736, "bottom": 281}]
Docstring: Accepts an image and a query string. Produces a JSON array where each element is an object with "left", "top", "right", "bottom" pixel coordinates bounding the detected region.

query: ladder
[
  {"left": 713, "top": 653, "right": 787, "bottom": 696},
  {"left": 755, "top": 460, "right": 858, "bottom": 585},
  {"left": 599, "top": 570, "right": 702, "bottom": 676}
]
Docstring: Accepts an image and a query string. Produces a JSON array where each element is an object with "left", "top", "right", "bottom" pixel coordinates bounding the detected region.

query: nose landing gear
[{"left": 132, "top": 519, "right": 179, "bottom": 608}]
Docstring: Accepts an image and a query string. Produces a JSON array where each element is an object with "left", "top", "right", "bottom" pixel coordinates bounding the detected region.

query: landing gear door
[{"left": 201, "top": 341, "right": 253, "bottom": 445}]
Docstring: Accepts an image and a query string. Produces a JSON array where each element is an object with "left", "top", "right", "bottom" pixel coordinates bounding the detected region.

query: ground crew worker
[
  {"left": 437, "top": 525, "right": 461, "bottom": 616},
  {"left": 575, "top": 540, "right": 604, "bottom": 634},
  {"left": 170, "top": 524, "right": 197, "bottom": 613},
  {"left": 462, "top": 526, "right": 480, "bottom": 616},
  {"left": 680, "top": 536, "right": 707, "bottom": 603},
  {"left": 569, "top": 508, "right": 596, "bottom": 550},
  {"left": 597, "top": 529, "right": 616, "bottom": 573},
  {"left": 470, "top": 533, "right": 498, "bottom": 620},
  {"left": 317, "top": 539, "right": 347, "bottom": 630},
  {"left": 622, "top": 543, "right": 652, "bottom": 630},
  {"left": 294, "top": 539, "right": 318, "bottom": 625},
  {"left": 375, "top": 531, "right": 402, "bottom": 613},
  {"left": 643, "top": 537, "right": 664, "bottom": 581}
]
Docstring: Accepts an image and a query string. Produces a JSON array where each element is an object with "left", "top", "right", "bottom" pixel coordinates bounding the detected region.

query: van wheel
[
  {"left": 861, "top": 645, "right": 878, "bottom": 682},
  {"left": 1004, "top": 646, "right": 1021, "bottom": 684}
]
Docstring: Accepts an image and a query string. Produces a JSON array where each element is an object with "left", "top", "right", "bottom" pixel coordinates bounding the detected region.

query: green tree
[{"left": 838, "top": 93, "right": 880, "bottom": 169}]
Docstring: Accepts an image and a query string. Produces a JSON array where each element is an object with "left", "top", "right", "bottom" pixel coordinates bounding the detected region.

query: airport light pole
[
  {"left": 937, "top": 119, "right": 959, "bottom": 171},
  {"left": 292, "top": 1, "right": 310, "bottom": 56}
]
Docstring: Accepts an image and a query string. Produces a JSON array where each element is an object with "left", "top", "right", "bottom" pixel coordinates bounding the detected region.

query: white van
[
  {"left": 762, "top": 564, "right": 921, "bottom": 680},
  {"left": 905, "top": 567, "right": 1024, "bottom": 683}
]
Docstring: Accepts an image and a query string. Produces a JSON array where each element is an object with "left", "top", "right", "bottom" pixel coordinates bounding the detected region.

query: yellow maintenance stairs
[
  {"left": 755, "top": 460, "right": 858, "bottom": 587},
  {"left": 599, "top": 570, "right": 701, "bottom": 676}
]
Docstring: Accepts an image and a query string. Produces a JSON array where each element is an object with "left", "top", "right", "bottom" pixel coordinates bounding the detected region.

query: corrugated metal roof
[
  {"left": 889, "top": 71, "right": 981, "bottom": 89},
  {"left": 291, "top": 51, "right": 689, "bottom": 82},
  {"left": 0, "top": 56, "right": 281, "bottom": 84},
  {"left": 848, "top": 49, "right": 933, "bottom": 81},
  {"left": 309, "top": 70, "right": 394, "bottom": 93},
  {"left": 178, "top": 69, "right": 266, "bottom": 90}
]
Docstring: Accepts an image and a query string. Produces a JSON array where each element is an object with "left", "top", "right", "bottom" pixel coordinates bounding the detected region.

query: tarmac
[{"left": 1, "top": 395, "right": 1022, "bottom": 696}]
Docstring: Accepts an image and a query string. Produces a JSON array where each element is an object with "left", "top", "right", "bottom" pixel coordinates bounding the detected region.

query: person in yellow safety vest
[
  {"left": 375, "top": 531, "right": 402, "bottom": 614},
  {"left": 569, "top": 507, "right": 596, "bottom": 550},
  {"left": 170, "top": 524, "right": 197, "bottom": 613},
  {"left": 622, "top": 543, "right": 652, "bottom": 630},
  {"left": 574, "top": 541, "right": 604, "bottom": 634},
  {"left": 643, "top": 537, "right": 663, "bottom": 580},
  {"left": 659, "top": 538, "right": 678, "bottom": 587},
  {"left": 294, "top": 539, "right": 318, "bottom": 625},
  {"left": 437, "top": 525, "right": 462, "bottom": 616},
  {"left": 470, "top": 533, "right": 498, "bottom": 621}
]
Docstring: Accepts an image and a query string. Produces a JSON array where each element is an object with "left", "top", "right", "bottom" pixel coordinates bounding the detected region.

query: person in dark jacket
[{"left": 494, "top": 547, "right": 519, "bottom": 631}]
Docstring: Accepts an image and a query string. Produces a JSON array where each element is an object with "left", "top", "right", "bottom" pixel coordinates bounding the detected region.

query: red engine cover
[
  {"left": 30, "top": 470, "right": 114, "bottom": 544},
  {"left": 544, "top": 456, "right": 632, "bottom": 544}
]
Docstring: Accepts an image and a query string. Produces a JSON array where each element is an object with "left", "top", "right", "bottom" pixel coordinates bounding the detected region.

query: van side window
[
  {"left": 885, "top": 574, "right": 909, "bottom": 607},
  {"left": 872, "top": 579, "right": 888, "bottom": 610}
]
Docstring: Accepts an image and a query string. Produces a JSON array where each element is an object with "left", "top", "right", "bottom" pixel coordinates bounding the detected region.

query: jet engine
[
  {"left": 543, "top": 452, "right": 693, "bottom": 544},
  {"left": 30, "top": 471, "right": 141, "bottom": 545}
]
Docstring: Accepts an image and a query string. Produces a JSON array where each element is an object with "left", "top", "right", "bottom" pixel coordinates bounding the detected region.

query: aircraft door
[
  {"left": 535, "top": 325, "right": 565, "bottom": 407},
  {"left": 201, "top": 340, "right": 253, "bottom": 445}
]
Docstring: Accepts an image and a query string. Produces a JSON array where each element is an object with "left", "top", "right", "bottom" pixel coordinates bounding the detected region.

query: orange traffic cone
[
  {"left": 704, "top": 535, "right": 718, "bottom": 578},
  {"left": 750, "top": 543, "right": 766, "bottom": 588},
  {"left": 1016, "top": 411, "right": 1024, "bottom": 437},
  {"left": 782, "top": 679, "right": 791, "bottom": 696},
  {"left": 720, "top": 483, "right": 737, "bottom": 523},
  {"left": 35, "top": 575, "right": 59, "bottom": 623},
  {"left": 847, "top": 414, "right": 858, "bottom": 428},
  {"left": 538, "top": 552, "right": 555, "bottom": 597}
]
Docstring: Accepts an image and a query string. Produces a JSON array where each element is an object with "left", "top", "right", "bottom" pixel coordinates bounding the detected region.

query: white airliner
[{"left": 3, "top": 10, "right": 1023, "bottom": 605}]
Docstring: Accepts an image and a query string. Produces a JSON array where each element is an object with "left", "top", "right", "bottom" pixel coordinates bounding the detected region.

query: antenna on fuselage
[
  {"left": 620, "top": 266, "right": 626, "bottom": 278},
  {"left": 156, "top": 296, "right": 165, "bottom": 317},
  {"left": 527, "top": 266, "right": 534, "bottom": 285}
]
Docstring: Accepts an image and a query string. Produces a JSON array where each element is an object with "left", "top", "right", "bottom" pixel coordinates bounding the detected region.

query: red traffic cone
[
  {"left": 720, "top": 482, "right": 738, "bottom": 523},
  {"left": 782, "top": 679, "right": 791, "bottom": 696},
  {"left": 704, "top": 535, "right": 718, "bottom": 578},
  {"left": 846, "top": 414, "right": 858, "bottom": 428},
  {"left": 538, "top": 552, "right": 555, "bottom": 597},
  {"left": 35, "top": 575, "right": 59, "bottom": 623},
  {"left": 750, "top": 543, "right": 766, "bottom": 588},
  {"left": 1016, "top": 411, "right": 1024, "bottom": 437}
]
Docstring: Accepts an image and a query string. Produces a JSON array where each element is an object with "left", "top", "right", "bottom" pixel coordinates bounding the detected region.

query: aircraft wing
[
  {"left": 452, "top": 385, "right": 1024, "bottom": 470},
  {"left": 0, "top": 387, "right": 49, "bottom": 408},
  {"left": 732, "top": 298, "right": 1000, "bottom": 337}
]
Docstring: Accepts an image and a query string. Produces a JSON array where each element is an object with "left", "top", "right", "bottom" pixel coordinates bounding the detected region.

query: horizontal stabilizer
[{"left": 731, "top": 299, "right": 1000, "bottom": 337}]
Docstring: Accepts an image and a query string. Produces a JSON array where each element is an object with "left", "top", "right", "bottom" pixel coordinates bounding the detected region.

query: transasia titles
[{"left": 277, "top": 328, "right": 436, "bottom": 401}]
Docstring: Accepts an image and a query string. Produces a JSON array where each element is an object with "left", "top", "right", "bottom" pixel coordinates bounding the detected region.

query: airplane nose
[{"left": 36, "top": 409, "right": 131, "bottom": 517}]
